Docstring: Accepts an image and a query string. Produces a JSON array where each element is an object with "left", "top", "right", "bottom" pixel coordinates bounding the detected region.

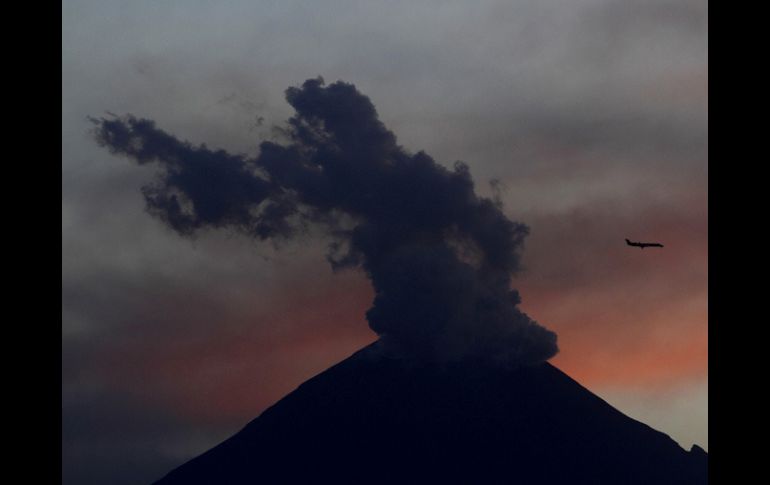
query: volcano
[{"left": 153, "top": 342, "right": 707, "bottom": 484}]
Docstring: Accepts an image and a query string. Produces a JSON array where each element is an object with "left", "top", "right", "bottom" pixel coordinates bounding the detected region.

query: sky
[{"left": 62, "top": 1, "right": 707, "bottom": 484}]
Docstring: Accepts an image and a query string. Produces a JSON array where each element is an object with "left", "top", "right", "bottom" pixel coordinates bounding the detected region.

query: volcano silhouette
[{"left": 153, "top": 341, "right": 707, "bottom": 484}]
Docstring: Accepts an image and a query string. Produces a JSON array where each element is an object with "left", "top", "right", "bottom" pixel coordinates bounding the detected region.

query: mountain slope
[{"left": 154, "top": 342, "right": 707, "bottom": 484}]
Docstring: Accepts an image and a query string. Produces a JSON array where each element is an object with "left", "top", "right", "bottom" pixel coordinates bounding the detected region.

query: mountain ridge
[{"left": 154, "top": 341, "right": 707, "bottom": 484}]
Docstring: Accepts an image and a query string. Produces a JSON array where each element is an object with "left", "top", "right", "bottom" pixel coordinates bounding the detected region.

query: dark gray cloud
[{"left": 91, "top": 78, "right": 558, "bottom": 365}]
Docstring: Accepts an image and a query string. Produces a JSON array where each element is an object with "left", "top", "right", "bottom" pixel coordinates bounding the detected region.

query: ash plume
[{"left": 91, "top": 77, "right": 558, "bottom": 366}]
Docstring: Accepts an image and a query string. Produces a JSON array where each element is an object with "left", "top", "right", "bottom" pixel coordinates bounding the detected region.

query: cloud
[
  {"left": 91, "top": 77, "right": 558, "bottom": 366},
  {"left": 62, "top": 387, "right": 224, "bottom": 485},
  {"left": 513, "top": 197, "right": 707, "bottom": 388}
]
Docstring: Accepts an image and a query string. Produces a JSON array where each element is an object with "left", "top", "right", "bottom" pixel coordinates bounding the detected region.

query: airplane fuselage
[{"left": 625, "top": 238, "right": 663, "bottom": 249}]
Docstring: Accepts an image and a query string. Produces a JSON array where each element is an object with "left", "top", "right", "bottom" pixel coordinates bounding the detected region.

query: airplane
[{"left": 625, "top": 238, "right": 664, "bottom": 249}]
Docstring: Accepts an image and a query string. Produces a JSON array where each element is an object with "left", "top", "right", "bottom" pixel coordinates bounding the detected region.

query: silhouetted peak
[{"left": 155, "top": 342, "right": 707, "bottom": 484}]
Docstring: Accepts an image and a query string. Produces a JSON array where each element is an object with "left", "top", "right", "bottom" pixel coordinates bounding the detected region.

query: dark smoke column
[{"left": 92, "top": 77, "right": 558, "bottom": 366}]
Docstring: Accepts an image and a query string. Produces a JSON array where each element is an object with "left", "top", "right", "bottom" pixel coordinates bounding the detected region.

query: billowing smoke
[{"left": 92, "top": 77, "right": 557, "bottom": 366}]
